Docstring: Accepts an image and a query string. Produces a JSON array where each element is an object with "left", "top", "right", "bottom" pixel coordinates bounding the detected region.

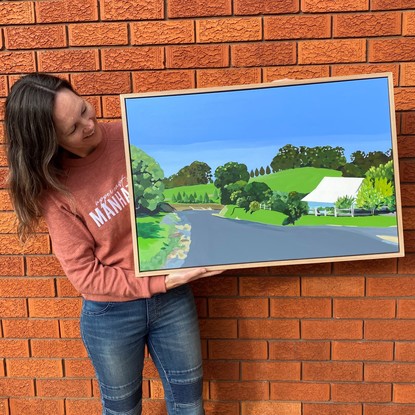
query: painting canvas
[{"left": 121, "top": 73, "right": 404, "bottom": 277}]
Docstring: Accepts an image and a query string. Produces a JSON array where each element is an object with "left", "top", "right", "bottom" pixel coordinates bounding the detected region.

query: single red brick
[
  {"left": 0, "top": 278, "right": 55, "bottom": 298},
  {"left": 242, "top": 401, "right": 301, "bottom": 415},
  {"left": 0, "top": 379, "right": 34, "bottom": 397},
  {"left": 168, "top": 0, "right": 231, "bottom": 18},
  {"left": 0, "top": 339, "right": 29, "bottom": 357},
  {"left": 199, "top": 318, "right": 237, "bottom": 339},
  {"left": 65, "top": 399, "right": 102, "bottom": 414},
  {"left": 365, "top": 363, "right": 415, "bottom": 382},
  {"left": 394, "top": 384, "right": 415, "bottom": 403},
  {"left": 197, "top": 17, "right": 261, "bottom": 43},
  {"left": 101, "top": 0, "right": 163, "bottom": 20},
  {"left": 333, "top": 258, "right": 397, "bottom": 275},
  {"left": 0, "top": 2, "right": 34, "bottom": 24},
  {"left": 234, "top": 0, "right": 299, "bottom": 15},
  {"left": 102, "top": 96, "right": 121, "bottom": 118},
  {"left": 36, "top": 379, "right": 92, "bottom": 398},
  {"left": 302, "top": 276, "right": 365, "bottom": 297},
  {"left": 102, "top": 47, "right": 164, "bottom": 71},
  {"left": 36, "top": 0, "right": 98, "bottom": 23},
  {"left": 332, "top": 341, "right": 393, "bottom": 361},
  {"left": 0, "top": 299, "right": 26, "bottom": 318},
  {"left": 202, "top": 360, "right": 239, "bottom": 380},
  {"left": 28, "top": 298, "right": 82, "bottom": 318},
  {"left": 197, "top": 68, "right": 261, "bottom": 88},
  {"left": 26, "top": 256, "right": 64, "bottom": 276},
  {"left": 271, "top": 382, "right": 330, "bottom": 401},
  {"left": 166, "top": 45, "right": 229, "bottom": 69},
  {"left": 69, "top": 23, "right": 127, "bottom": 47},
  {"left": 10, "top": 399, "right": 65, "bottom": 415},
  {"left": 331, "top": 64, "right": 399, "bottom": 83},
  {"left": 232, "top": 42, "right": 296, "bottom": 67},
  {"left": 0, "top": 52, "right": 35, "bottom": 73},
  {"left": 302, "top": 320, "right": 363, "bottom": 340},
  {"left": 403, "top": 207, "right": 415, "bottom": 229},
  {"left": 302, "top": 0, "right": 368, "bottom": 12},
  {"left": 370, "top": 38, "right": 415, "bottom": 62},
  {"left": 0, "top": 234, "right": 50, "bottom": 255},
  {"left": 372, "top": 0, "right": 415, "bottom": 10},
  {"left": 208, "top": 340, "right": 267, "bottom": 359},
  {"left": 5, "top": 26, "right": 66, "bottom": 49},
  {"left": 38, "top": 49, "right": 100, "bottom": 73},
  {"left": 265, "top": 15, "right": 331, "bottom": 40},
  {"left": 403, "top": 229, "right": 415, "bottom": 252},
  {"left": 403, "top": 11, "right": 415, "bottom": 35},
  {"left": 241, "top": 361, "right": 300, "bottom": 381},
  {"left": 401, "top": 111, "right": 415, "bottom": 134},
  {"left": 365, "top": 404, "right": 415, "bottom": 415},
  {"left": 239, "top": 276, "right": 299, "bottom": 296},
  {"left": 264, "top": 65, "right": 330, "bottom": 82},
  {"left": 269, "top": 341, "right": 331, "bottom": 361},
  {"left": 211, "top": 381, "right": 269, "bottom": 401},
  {"left": 208, "top": 298, "right": 268, "bottom": 318},
  {"left": 333, "top": 383, "right": 391, "bottom": 403},
  {"left": 239, "top": 319, "right": 299, "bottom": 339},
  {"left": 6, "top": 358, "right": 63, "bottom": 377},
  {"left": 64, "top": 359, "right": 95, "bottom": 378},
  {"left": 334, "top": 299, "right": 396, "bottom": 319},
  {"left": 401, "top": 63, "right": 415, "bottom": 87},
  {"left": 3, "top": 319, "right": 59, "bottom": 338},
  {"left": 56, "top": 278, "right": 80, "bottom": 297},
  {"left": 271, "top": 298, "right": 331, "bottom": 318},
  {"left": 54, "top": 325, "right": 76, "bottom": 343},
  {"left": 396, "top": 342, "right": 415, "bottom": 362},
  {"left": 334, "top": 12, "right": 401, "bottom": 38},
  {"left": 399, "top": 254, "right": 415, "bottom": 274},
  {"left": 0, "top": 399, "right": 8, "bottom": 415},
  {"left": 131, "top": 20, "right": 194, "bottom": 45},
  {"left": 398, "top": 138, "right": 415, "bottom": 159},
  {"left": 303, "top": 362, "right": 363, "bottom": 381},
  {"left": 0, "top": 256, "right": 24, "bottom": 276},
  {"left": 70, "top": 72, "right": 131, "bottom": 95},
  {"left": 132, "top": 70, "right": 195, "bottom": 93},
  {"left": 367, "top": 276, "right": 415, "bottom": 297},
  {"left": 365, "top": 320, "right": 415, "bottom": 340},
  {"left": 31, "top": 339, "right": 87, "bottom": 358},
  {"left": 299, "top": 39, "right": 366, "bottom": 64},
  {"left": 395, "top": 88, "right": 415, "bottom": 111},
  {"left": 303, "top": 403, "right": 362, "bottom": 415}
]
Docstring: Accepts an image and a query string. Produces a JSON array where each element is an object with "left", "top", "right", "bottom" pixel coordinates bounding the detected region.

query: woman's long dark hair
[{"left": 5, "top": 73, "right": 75, "bottom": 241}]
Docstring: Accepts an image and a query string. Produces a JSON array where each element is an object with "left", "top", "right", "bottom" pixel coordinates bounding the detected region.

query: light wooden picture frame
[{"left": 121, "top": 73, "right": 404, "bottom": 277}]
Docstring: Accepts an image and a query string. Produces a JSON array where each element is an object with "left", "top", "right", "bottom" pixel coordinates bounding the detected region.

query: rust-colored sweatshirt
[{"left": 41, "top": 122, "right": 166, "bottom": 301}]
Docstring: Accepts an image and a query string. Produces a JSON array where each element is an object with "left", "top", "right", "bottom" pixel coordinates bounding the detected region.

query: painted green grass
[
  {"left": 137, "top": 214, "right": 170, "bottom": 253},
  {"left": 249, "top": 167, "right": 342, "bottom": 193},
  {"left": 220, "top": 205, "right": 397, "bottom": 228},
  {"left": 163, "top": 183, "right": 218, "bottom": 202}
]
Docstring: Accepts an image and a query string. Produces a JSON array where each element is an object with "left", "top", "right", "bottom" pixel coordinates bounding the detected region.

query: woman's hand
[{"left": 165, "top": 268, "right": 224, "bottom": 290}]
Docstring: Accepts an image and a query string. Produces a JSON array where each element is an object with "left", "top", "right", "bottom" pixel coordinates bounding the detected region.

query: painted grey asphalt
[{"left": 176, "top": 210, "right": 399, "bottom": 268}]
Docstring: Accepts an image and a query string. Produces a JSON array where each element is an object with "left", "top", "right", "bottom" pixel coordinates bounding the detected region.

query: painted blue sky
[{"left": 124, "top": 77, "right": 393, "bottom": 178}]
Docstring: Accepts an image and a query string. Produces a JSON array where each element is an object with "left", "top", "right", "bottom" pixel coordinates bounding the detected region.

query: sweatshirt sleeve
[{"left": 42, "top": 196, "right": 166, "bottom": 300}]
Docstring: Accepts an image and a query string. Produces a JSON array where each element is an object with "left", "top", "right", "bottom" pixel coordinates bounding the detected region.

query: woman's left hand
[{"left": 164, "top": 268, "right": 224, "bottom": 290}]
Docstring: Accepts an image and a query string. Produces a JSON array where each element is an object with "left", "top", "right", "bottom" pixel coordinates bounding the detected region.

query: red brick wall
[{"left": 1, "top": 1, "right": 415, "bottom": 414}]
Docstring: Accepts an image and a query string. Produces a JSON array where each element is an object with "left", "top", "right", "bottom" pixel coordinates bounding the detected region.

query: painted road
[{"left": 173, "top": 209, "right": 399, "bottom": 268}]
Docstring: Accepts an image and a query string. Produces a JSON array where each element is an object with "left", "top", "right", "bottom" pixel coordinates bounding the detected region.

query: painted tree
[{"left": 130, "top": 146, "right": 165, "bottom": 214}]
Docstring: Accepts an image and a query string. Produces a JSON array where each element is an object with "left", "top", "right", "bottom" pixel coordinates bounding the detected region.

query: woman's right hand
[{"left": 165, "top": 267, "right": 224, "bottom": 290}]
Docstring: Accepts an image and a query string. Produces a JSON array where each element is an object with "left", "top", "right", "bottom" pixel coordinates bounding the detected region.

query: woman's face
[{"left": 53, "top": 88, "right": 102, "bottom": 157}]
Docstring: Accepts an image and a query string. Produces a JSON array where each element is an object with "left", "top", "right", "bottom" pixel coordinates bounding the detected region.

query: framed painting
[{"left": 120, "top": 73, "right": 404, "bottom": 277}]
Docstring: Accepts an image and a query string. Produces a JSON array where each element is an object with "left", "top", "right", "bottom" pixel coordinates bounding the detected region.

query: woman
[{"left": 5, "top": 73, "right": 221, "bottom": 415}]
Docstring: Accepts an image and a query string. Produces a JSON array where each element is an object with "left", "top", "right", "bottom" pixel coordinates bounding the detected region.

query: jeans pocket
[{"left": 81, "top": 299, "right": 113, "bottom": 316}]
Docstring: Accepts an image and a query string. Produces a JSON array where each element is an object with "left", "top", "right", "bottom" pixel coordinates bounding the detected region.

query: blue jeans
[{"left": 80, "top": 284, "right": 204, "bottom": 415}]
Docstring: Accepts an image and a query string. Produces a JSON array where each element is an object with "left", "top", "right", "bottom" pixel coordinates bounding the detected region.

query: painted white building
[{"left": 302, "top": 177, "right": 364, "bottom": 216}]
